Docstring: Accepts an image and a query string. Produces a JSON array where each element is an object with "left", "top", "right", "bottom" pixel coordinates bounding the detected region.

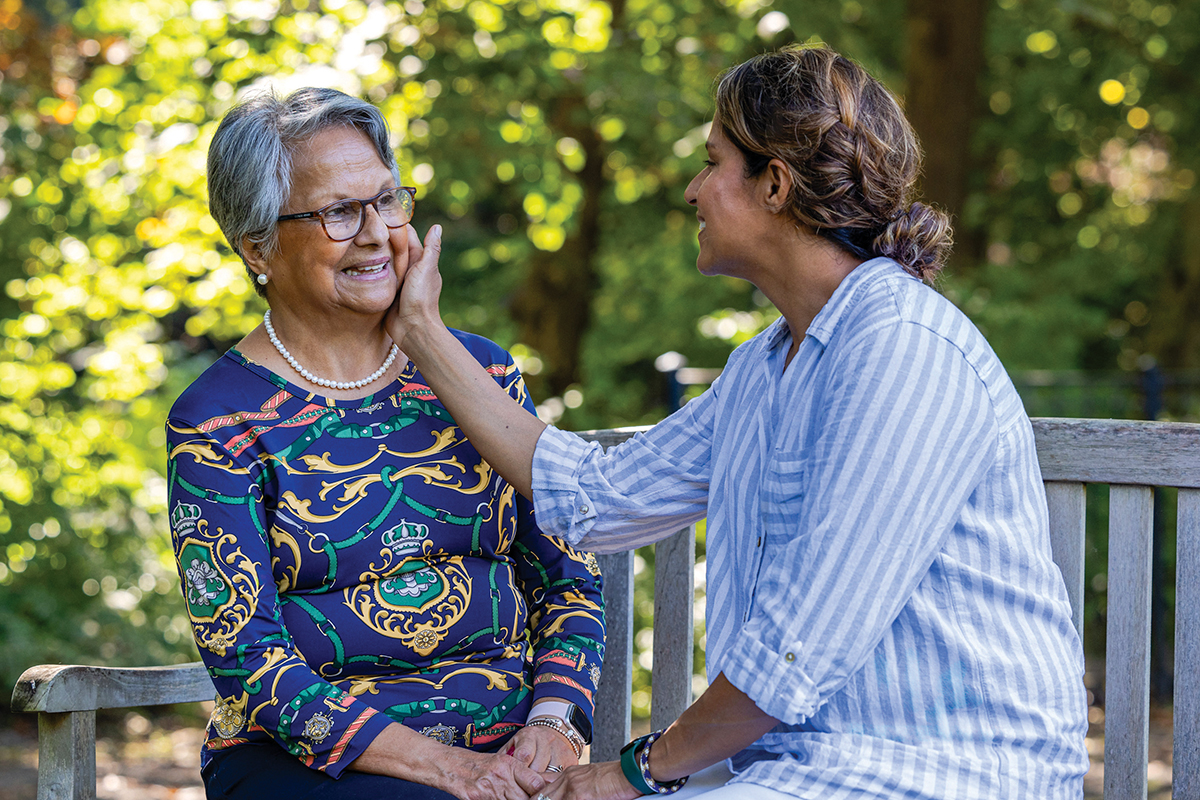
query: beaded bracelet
[
  {"left": 525, "top": 716, "right": 585, "bottom": 760},
  {"left": 618, "top": 730, "right": 689, "bottom": 795}
]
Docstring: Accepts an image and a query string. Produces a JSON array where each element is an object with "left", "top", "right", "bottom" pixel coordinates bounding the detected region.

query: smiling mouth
[
  {"left": 343, "top": 262, "right": 387, "bottom": 277},
  {"left": 698, "top": 220, "right": 706, "bottom": 232}
]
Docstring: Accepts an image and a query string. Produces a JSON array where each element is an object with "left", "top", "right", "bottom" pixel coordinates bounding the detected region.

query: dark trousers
[{"left": 202, "top": 743, "right": 458, "bottom": 799}]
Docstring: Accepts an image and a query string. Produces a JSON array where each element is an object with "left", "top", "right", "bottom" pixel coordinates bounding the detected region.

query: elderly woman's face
[{"left": 259, "top": 125, "right": 408, "bottom": 321}]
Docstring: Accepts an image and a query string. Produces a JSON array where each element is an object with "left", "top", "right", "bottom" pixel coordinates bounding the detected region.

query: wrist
[
  {"left": 619, "top": 730, "right": 689, "bottom": 795},
  {"left": 524, "top": 716, "right": 585, "bottom": 760},
  {"left": 528, "top": 699, "right": 592, "bottom": 744},
  {"left": 393, "top": 311, "right": 447, "bottom": 356}
]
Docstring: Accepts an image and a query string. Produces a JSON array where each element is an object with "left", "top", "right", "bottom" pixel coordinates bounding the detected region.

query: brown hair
[{"left": 715, "top": 45, "right": 952, "bottom": 280}]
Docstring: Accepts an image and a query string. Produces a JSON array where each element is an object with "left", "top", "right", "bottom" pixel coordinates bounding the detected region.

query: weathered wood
[
  {"left": 579, "top": 426, "right": 641, "bottom": 763},
  {"left": 12, "top": 663, "right": 213, "bottom": 715},
  {"left": 1032, "top": 418, "right": 1200, "bottom": 487},
  {"left": 1176, "top": 489, "right": 1200, "bottom": 800},
  {"left": 1104, "top": 485, "right": 1154, "bottom": 800},
  {"left": 651, "top": 525, "right": 695, "bottom": 733},
  {"left": 36, "top": 711, "right": 96, "bottom": 800},
  {"left": 592, "top": 550, "right": 633, "bottom": 763},
  {"left": 1044, "top": 482, "right": 1087, "bottom": 639}
]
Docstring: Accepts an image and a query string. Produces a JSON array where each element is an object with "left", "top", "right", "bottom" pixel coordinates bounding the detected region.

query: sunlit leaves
[{"left": 1, "top": 0, "right": 1195, "bottom": 694}]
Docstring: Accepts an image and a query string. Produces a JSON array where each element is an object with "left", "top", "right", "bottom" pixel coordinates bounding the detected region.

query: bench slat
[
  {"left": 593, "top": 551, "right": 633, "bottom": 763},
  {"left": 12, "top": 663, "right": 213, "bottom": 715},
  {"left": 1176, "top": 488, "right": 1200, "bottom": 800},
  {"left": 1032, "top": 418, "right": 1200, "bottom": 488},
  {"left": 578, "top": 428, "right": 639, "bottom": 764},
  {"left": 1044, "top": 482, "right": 1087, "bottom": 639},
  {"left": 651, "top": 525, "right": 695, "bottom": 732},
  {"left": 1104, "top": 485, "right": 1153, "bottom": 800}
]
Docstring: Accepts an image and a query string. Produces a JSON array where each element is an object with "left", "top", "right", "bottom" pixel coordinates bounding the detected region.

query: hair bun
[{"left": 873, "top": 201, "right": 953, "bottom": 280}]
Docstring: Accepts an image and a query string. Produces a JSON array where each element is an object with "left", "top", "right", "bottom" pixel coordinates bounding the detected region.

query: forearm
[
  {"left": 352, "top": 721, "right": 447, "bottom": 782},
  {"left": 403, "top": 321, "right": 545, "bottom": 500},
  {"left": 648, "top": 672, "right": 778, "bottom": 782}
]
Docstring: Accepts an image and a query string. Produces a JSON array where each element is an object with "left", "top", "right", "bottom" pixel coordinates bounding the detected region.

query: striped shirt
[{"left": 532, "top": 258, "right": 1089, "bottom": 798}]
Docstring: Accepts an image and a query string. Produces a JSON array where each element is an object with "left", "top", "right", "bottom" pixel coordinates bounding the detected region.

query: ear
[
  {"left": 241, "top": 236, "right": 269, "bottom": 274},
  {"left": 758, "top": 158, "right": 793, "bottom": 215}
]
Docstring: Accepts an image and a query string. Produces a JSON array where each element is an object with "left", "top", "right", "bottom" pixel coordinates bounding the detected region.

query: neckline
[{"left": 226, "top": 348, "right": 420, "bottom": 408}]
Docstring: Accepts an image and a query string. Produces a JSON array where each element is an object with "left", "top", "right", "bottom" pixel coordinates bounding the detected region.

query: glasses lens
[
  {"left": 375, "top": 189, "right": 413, "bottom": 228},
  {"left": 320, "top": 200, "right": 363, "bottom": 241}
]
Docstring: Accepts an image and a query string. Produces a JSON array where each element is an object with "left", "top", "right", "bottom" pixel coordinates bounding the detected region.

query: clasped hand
[{"left": 446, "top": 724, "right": 581, "bottom": 800}]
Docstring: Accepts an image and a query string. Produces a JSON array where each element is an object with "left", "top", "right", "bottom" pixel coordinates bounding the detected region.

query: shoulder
[
  {"left": 170, "top": 352, "right": 240, "bottom": 421},
  {"left": 167, "top": 351, "right": 280, "bottom": 428},
  {"left": 834, "top": 266, "right": 1022, "bottom": 426}
]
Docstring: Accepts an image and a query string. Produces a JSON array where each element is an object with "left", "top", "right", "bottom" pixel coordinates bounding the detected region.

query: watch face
[{"left": 569, "top": 704, "right": 593, "bottom": 743}]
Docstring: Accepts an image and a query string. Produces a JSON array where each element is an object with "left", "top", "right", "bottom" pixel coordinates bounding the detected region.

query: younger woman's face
[{"left": 683, "top": 123, "right": 775, "bottom": 281}]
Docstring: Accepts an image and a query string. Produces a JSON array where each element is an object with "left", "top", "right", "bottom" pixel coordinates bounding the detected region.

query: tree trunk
[
  {"left": 905, "top": 0, "right": 988, "bottom": 264},
  {"left": 1146, "top": 195, "right": 1200, "bottom": 368},
  {"left": 510, "top": 95, "right": 605, "bottom": 397}
]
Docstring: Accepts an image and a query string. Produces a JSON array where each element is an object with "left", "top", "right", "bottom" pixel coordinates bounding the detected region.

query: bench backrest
[{"left": 12, "top": 418, "right": 1200, "bottom": 800}]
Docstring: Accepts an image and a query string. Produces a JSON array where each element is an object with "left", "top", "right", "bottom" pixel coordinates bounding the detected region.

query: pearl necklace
[{"left": 263, "top": 309, "right": 399, "bottom": 391}]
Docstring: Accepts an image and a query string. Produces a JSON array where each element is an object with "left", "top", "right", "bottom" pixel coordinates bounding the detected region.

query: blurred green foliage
[{"left": 0, "top": 0, "right": 1196, "bottom": 719}]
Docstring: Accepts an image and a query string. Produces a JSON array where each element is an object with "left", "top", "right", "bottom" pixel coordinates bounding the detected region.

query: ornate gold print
[
  {"left": 343, "top": 559, "right": 473, "bottom": 656},
  {"left": 169, "top": 441, "right": 251, "bottom": 474},
  {"left": 378, "top": 666, "right": 514, "bottom": 691},
  {"left": 182, "top": 526, "right": 262, "bottom": 657},
  {"left": 269, "top": 525, "right": 302, "bottom": 593},
  {"left": 210, "top": 693, "right": 248, "bottom": 739},
  {"left": 319, "top": 475, "right": 379, "bottom": 504}
]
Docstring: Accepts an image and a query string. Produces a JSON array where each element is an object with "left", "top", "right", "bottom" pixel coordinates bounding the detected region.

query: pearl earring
[{"left": 257, "top": 273, "right": 269, "bottom": 286}]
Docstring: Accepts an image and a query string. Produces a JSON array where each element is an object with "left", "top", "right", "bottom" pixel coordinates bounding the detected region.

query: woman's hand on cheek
[
  {"left": 404, "top": 220, "right": 426, "bottom": 269},
  {"left": 386, "top": 223, "right": 443, "bottom": 350},
  {"left": 539, "top": 761, "right": 643, "bottom": 800}
]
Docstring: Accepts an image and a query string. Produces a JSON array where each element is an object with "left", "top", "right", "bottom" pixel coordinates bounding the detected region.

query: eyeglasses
[{"left": 276, "top": 186, "right": 417, "bottom": 242}]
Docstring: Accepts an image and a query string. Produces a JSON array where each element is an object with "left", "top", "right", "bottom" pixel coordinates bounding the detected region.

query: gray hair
[{"left": 206, "top": 87, "right": 400, "bottom": 295}]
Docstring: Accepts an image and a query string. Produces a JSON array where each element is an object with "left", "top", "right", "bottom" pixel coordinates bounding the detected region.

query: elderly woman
[
  {"left": 387, "top": 46, "right": 1089, "bottom": 800},
  {"left": 166, "top": 88, "right": 605, "bottom": 800}
]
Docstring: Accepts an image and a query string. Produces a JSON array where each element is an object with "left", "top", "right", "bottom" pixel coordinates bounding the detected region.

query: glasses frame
[{"left": 276, "top": 186, "right": 418, "bottom": 242}]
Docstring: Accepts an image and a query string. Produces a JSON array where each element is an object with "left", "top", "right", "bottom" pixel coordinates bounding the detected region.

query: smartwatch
[{"left": 530, "top": 699, "right": 593, "bottom": 744}]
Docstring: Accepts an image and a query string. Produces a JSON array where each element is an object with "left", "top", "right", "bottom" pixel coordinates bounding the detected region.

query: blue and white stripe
[{"left": 532, "top": 258, "right": 1088, "bottom": 798}]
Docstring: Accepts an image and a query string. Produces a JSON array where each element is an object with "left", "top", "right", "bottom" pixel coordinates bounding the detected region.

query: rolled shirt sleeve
[{"left": 531, "top": 383, "right": 716, "bottom": 553}]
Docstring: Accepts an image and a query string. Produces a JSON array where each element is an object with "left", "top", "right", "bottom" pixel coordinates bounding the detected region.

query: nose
[
  {"left": 354, "top": 201, "right": 390, "bottom": 243},
  {"left": 684, "top": 170, "right": 702, "bottom": 206}
]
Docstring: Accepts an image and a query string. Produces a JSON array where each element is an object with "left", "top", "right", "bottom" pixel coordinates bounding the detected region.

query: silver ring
[
  {"left": 546, "top": 764, "right": 563, "bottom": 773},
  {"left": 537, "top": 794, "right": 551, "bottom": 800}
]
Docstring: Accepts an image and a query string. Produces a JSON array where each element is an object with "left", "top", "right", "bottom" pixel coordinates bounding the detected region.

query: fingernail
[
  {"left": 433, "top": 224, "right": 442, "bottom": 241},
  {"left": 505, "top": 745, "right": 515, "bottom": 756}
]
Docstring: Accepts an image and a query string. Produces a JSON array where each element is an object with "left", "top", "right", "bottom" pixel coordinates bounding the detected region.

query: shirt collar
[
  {"left": 759, "top": 258, "right": 910, "bottom": 354},
  {"left": 803, "top": 257, "right": 909, "bottom": 346}
]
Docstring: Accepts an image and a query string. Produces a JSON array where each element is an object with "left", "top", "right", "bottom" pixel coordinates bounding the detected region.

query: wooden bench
[{"left": 12, "top": 419, "right": 1200, "bottom": 800}]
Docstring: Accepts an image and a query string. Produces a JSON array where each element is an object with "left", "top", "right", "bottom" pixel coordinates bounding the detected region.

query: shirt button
[
  {"left": 579, "top": 505, "right": 589, "bottom": 514},
  {"left": 756, "top": 536, "right": 762, "bottom": 547},
  {"left": 784, "top": 652, "right": 795, "bottom": 663}
]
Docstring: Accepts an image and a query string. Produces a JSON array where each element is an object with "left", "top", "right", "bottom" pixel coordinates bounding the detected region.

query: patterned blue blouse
[{"left": 166, "top": 330, "right": 605, "bottom": 778}]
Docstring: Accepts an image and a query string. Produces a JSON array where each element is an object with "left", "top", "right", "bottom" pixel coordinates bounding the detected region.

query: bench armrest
[
  {"left": 10, "top": 663, "right": 213, "bottom": 800},
  {"left": 12, "top": 662, "right": 214, "bottom": 715}
]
